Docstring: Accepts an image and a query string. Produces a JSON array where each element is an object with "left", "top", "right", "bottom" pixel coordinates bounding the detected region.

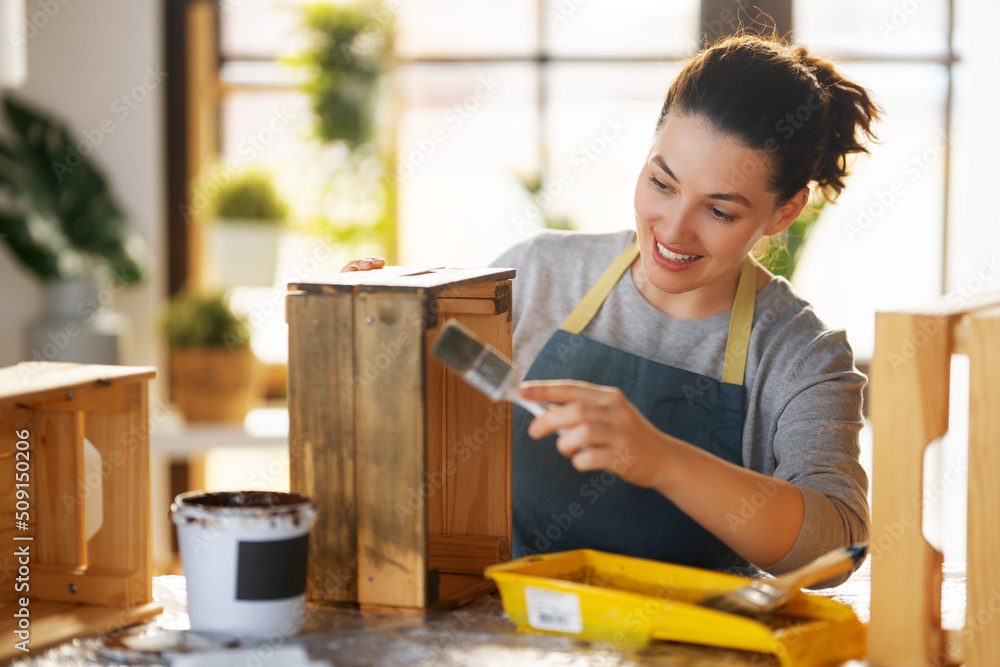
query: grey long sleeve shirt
[{"left": 492, "top": 229, "right": 869, "bottom": 586}]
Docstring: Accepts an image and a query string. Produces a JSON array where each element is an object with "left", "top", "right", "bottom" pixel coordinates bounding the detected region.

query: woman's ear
[{"left": 765, "top": 187, "right": 811, "bottom": 236}]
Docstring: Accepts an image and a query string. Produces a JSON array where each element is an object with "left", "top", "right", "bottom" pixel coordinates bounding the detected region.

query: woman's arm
[{"left": 519, "top": 380, "right": 805, "bottom": 567}]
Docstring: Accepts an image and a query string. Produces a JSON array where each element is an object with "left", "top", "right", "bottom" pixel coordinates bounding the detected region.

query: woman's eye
[
  {"left": 711, "top": 207, "right": 735, "bottom": 222},
  {"left": 649, "top": 176, "right": 672, "bottom": 193}
]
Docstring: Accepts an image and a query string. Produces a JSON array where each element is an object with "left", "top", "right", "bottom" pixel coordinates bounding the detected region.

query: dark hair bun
[{"left": 657, "top": 34, "right": 881, "bottom": 203}]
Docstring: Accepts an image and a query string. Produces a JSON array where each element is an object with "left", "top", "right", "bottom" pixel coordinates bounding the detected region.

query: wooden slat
[
  {"left": 440, "top": 312, "right": 513, "bottom": 539},
  {"left": 29, "top": 565, "right": 146, "bottom": 606},
  {"left": 425, "top": 314, "right": 449, "bottom": 538},
  {"left": 34, "top": 411, "right": 86, "bottom": 568},
  {"left": 292, "top": 267, "right": 515, "bottom": 294},
  {"left": 436, "top": 573, "right": 497, "bottom": 609},
  {"left": 83, "top": 382, "right": 152, "bottom": 606},
  {"left": 0, "top": 363, "right": 156, "bottom": 405},
  {"left": 287, "top": 291, "right": 358, "bottom": 604},
  {"left": 428, "top": 534, "right": 510, "bottom": 574},
  {"left": 0, "top": 599, "right": 161, "bottom": 663},
  {"left": 966, "top": 310, "right": 1000, "bottom": 667},
  {"left": 355, "top": 293, "right": 428, "bottom": 609},
  {"left": 15, "top": 381, "right": 138, "bottom": 413},
  {"left": 870, "top": 312, "right": 947, "bottom": 665}
]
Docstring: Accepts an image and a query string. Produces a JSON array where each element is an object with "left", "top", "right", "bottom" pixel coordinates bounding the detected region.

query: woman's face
[{"left": 633, "top": 112, "right": 805, "bottom": 314}]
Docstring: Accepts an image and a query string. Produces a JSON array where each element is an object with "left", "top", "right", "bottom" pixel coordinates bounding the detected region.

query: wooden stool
[
  {"left": 286, "top": 267, "right": 515, "bottom": 612},
  {"left": 0, "top": 363, "right": 161, "bottom": 660},
  {"left": 871, "top": 294, "right": 1000, "bottom": 666}
]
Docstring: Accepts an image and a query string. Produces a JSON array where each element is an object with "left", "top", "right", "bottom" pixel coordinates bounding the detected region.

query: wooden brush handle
[{"left": 770, "top": 545, "right": 860, "bottom": 592}]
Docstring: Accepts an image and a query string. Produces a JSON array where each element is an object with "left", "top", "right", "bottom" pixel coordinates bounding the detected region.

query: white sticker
[{"left": 524, "top": 586, "right": 583, "bottom": 634}]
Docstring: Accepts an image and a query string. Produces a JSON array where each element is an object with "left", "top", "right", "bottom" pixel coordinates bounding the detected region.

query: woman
[{"left": 346, "top": 33, "right": 879, "bottom": 587}]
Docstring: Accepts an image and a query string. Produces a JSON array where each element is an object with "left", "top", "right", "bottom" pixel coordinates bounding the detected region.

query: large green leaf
[{"left": 0, "top": 94, "right": 145, "bottom": 283}]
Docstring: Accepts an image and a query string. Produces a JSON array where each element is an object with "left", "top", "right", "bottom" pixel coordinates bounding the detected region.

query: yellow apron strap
[
  {"left": 720, "top": 257, "right": 757, "bottom": 386},
  {"left": 560, "top": 243, "right": 757, "bottom": 387},
  {"left": 560, "top": 241, "right": 640, "bottom": 335}
]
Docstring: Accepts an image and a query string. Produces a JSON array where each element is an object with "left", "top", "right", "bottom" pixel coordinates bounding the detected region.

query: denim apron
[{"left": 512, "top": 241, "right": 756, "bottom": 570}]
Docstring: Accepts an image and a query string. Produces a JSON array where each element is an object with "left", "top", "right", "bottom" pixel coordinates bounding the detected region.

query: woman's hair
[{"left": 656, "top": 33, "right": 881, "bottom": 204}]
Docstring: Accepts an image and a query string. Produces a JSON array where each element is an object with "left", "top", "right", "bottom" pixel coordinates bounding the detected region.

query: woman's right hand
[{"left": 341, "top": 257, "right": 386, "bottom": 272}]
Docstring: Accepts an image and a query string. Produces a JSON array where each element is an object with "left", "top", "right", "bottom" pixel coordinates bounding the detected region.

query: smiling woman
[{"left": 488, "top": 32, "right": 881, "bottom": 586}]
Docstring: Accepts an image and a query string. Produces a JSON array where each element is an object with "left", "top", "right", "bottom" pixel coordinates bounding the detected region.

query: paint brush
[
  {"left": 431, "top": 320, "right": 549, "bottom": 417},
  {"left": 699, "top": 543, "right": 867, "bottom": 618}
]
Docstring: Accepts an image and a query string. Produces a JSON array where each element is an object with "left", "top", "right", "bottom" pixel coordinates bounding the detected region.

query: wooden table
[{"left": 8, "top": 560, "right": 968, "bottom": 666}]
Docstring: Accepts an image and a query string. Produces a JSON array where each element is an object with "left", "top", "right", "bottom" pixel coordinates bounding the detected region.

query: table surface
[{"left": 10, "top": 561, "right": 968, "bottom": 666}]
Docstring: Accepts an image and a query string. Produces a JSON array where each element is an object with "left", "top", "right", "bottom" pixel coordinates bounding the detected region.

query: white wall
[{"left": 0, "top": 0, "right": 165, "bottom": 389}]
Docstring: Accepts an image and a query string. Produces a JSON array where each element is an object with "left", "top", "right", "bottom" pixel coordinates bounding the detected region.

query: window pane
[
  {"left": 394, "top": 0, "right": 540, "bottom": 59},
  {"left": 542, "top": 62, "right": 682, "bottom": 235},
  {"left": 220, "top": 0, "right": 311, "bottom": 60},
  {"left": 790, "top": 64, "right": 948, "bottom": 359},
  {"left": 395, "top": 64, "right": 539, "bottom": 266},
  {"left": 542, "top": 0, "right": 699, "bottom": 58},
  {"left": 794, "top": 0, "right": 949, "bottom": 57}
]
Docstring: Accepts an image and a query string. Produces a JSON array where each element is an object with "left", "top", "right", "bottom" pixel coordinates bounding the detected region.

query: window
[{"left": 189, "top": 0, "right": 964, "bottom": 366}]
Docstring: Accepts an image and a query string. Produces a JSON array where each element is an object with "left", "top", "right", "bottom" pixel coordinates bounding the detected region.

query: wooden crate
[
  {"left": 0, "top": 363, "right": 161, "bottom": 661},
  {"left": 287, "top": 267, "right": 515, "bottom": 612},
  {"left": 870, "top": 293, "right": 1000, "bottom": 667}
]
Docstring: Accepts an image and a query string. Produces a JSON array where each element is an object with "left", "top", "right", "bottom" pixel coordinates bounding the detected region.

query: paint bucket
[{"left": 170, "top": 490, "right": 316, "bottom": 637}]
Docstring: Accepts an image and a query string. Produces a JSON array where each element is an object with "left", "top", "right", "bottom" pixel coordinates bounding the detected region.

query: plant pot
[
  {"left": 168, "top": 346, "right": 261, "bottom": 423},
  {"left": 206, "top": 219, "right": 283, "bottom": 288},
  {"left": 26, "top": 276, "right": 126, "bottom": 364}
]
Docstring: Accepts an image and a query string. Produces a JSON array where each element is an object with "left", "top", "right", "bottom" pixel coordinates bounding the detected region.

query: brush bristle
[
  {"left": 432, "top": 321, "right": 486, "bottom": 374},
  {"left": 432, "top": 320, "right": 516, "bottom": 401}
]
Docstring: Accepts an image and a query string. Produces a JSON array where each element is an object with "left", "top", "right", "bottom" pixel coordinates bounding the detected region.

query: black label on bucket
[{"left": 235, "top": 534, "right": 309, "bottom": 601}]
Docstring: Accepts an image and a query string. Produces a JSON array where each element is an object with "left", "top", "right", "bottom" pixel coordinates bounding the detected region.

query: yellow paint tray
[{"left": 485, "top": 549, "right": 865, "bottom": 667}]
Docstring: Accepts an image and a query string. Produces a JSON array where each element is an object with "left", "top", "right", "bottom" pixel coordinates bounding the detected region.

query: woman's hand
[
  {"left": 519, "top": 379, "right": 674, "bottom": 491},
  {"left": 520, "top": 378, "right": 807, "bottom": 567},
  {"left": 341, "top": 257, "right": 386, "bottom": 272}
]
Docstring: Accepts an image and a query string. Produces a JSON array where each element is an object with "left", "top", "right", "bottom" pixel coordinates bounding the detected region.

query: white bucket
[{"left": 171, "top": 490, "right": 316, "bottom": 637}]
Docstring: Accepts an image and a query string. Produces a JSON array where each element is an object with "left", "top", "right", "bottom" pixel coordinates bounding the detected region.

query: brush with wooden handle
[
  {"left": 699, "top": 543, "right": 867, "bottom": 617},
  {"left": 431, "top": 320, "right": 551, "bottom": 417}
]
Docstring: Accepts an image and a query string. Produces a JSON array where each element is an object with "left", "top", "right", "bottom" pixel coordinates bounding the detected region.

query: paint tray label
[{"left": 525, "top": 586, "right": 583, "bottom": 634}]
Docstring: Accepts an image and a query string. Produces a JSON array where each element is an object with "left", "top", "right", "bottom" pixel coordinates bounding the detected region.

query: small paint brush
[
  {"left": 431, "top": 320, "right": 549, "bottom": 417},
  {"left": 698, "top": 543, "right": 867, "bottom": 618}
]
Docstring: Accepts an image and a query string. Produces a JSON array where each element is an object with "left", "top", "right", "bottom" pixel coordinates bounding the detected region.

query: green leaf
[{"left": 0, "top": 93, "right": 145, "bottom": 283}]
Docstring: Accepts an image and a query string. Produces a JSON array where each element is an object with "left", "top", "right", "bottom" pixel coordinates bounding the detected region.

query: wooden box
[
  {"left": 0, "top": 363, "right": 161, "bottom": 661},
  {"left": 870, "top": 293, "right": 1000, "bottom": 667},
  {"left": 287, "top": 267, "right": 515, "bottom": 612}
]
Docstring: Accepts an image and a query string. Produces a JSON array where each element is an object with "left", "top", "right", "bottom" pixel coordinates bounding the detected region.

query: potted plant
[
  {"left": 199, "top": 167, "right": 289, "bottom": 288},
  {"left": 0, "top": 94, "right": 146, "bottom": 363},
  {"left": 160, "top": 291, "right": 261, "bottom": 422}
]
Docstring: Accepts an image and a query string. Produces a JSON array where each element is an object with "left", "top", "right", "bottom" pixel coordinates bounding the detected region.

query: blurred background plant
[
  {"left": 204, "top": 168, "right": 290, "bottom": 223},
  {"left": 160, "top": 291, "right": 249, "bottom": 350},
  {"left": 756, "top": 198, "right": 826, "bottom": 280},
  {"left": 161, "top": 290, "right": 259, "bottom": 423},
  {"left": 283, "top": 0, "right": 396, "bottom": 258},
  {"left": 0, "top": 94, "right": 146, "bottom": 284}
]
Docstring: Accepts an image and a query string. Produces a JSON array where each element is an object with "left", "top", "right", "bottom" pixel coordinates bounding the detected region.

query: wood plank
[
  {"left": 965, "top": 310, "right": 1000, "bottom": 667},
  {"left": 292, "top": 267, "right": 516, "bottom": 294},
  {"left": 440, "top": 312, "right": 513, "bottom": 539},
  {"left": 435, "top": 573, "right": 497, "bottom": 609},
  {"left": 34, "top": 410, "right": 86, "bottom": 568},
  {"left": 428, "top": 535, "right": 510, "bottom": 574},
  {"left": 0, "top": 364, "right": 156, "bottom": 404},
  {"left": 358, "top": 268, "right": 516, "bottom": 293},
  {"left": 435, "top": 297, "right": 504, "bottom": 316},
  {"left": 15, "top": 381, "right": 138, "bottom": 413},
  {"left": 0, "top": 599, "right": 161, "bottom": 663},
  {"left": 870, "top": 311, "right": 948, "bottom": 665},
  {"left": 29, "top": 565, "right": 147, "bottom": 607},
  {"left": 425, "top": 314, "right": 448, "bottom": 538},
  {"left": 84, "top": 382, "right": 153, "bottom": 606},
  {"left": 355, "top": 293, "right": 428, "bottom": 609},
  {"left": 287, "top": 291, "right": 358, "bottom": 604}
]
